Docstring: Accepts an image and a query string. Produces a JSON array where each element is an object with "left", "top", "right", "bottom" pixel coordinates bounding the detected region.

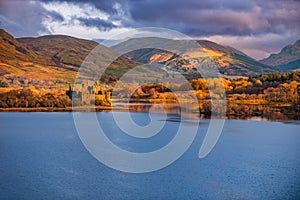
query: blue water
[{"left": 0, "top": 112, "right": 299, "bottom": 199}]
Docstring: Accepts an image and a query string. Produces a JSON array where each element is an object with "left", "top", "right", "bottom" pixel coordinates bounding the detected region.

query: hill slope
[
  {"left": 261, "top": 39, "right": 300, "bottom": 71},
  {"left": 0, "top": 29, "right": 139, "bottom": 84},
  {"left": 0, "top": 29, "right": 67, "bottom": 80},
  {"left": 18, "top": 35, "right": 99, "bottom": 69},
  {"left": 114, "top": 38, "right": 274, "bottom": 77},
  {"left": 0, "top": 29, "right": 43, "bottom": 63},
  {"left": 198, "top": 40, "right": 274, "bottom": 76}
]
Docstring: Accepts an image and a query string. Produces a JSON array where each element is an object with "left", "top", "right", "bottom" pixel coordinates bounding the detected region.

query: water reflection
[
  {"left": 114, "top": 102, "right": 181, "bottom": 114},
  {"left": 113, "top": 101, "right": 300, "bottom": 121}
]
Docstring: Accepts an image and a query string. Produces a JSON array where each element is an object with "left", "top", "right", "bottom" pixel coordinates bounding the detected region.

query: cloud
[
  {"left": 39, "top": 1, "right": 134, "bottom": 39},
  {"left": 0, "top": 0, "right": 299, "bottom": 59},
  {"left": 126, "top": 0, "right": 300, "bottom": 36},
  {"left": 77, "top": 17, "right": 116, "bottom": 31},
  {"left": 0, "top": 0, "right": 129, "bottom": 38},
  {"left": 200, "top": 31, "right": 300, "bottom": 59},
  {"left": 123, "top": 0, "right": 300, "bottom": 58},
  {"left": 41, "top": 1, "right": 110, "bottom": 21},
  {"left": 40, "top": 0, "right": 118, "bottom": 13},
  {"left": 0, "top": 0, "right": 48, "bottom": 37}
]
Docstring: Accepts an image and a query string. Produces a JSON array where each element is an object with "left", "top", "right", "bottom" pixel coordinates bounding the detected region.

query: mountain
[
  {"left": 0, "top": 29, "right": 43, "bottom": 62},
  {"left": 261, "top": 39, "right": 300, "bottom": 71},
  {"left": 18, "top": 35, "right": 99, "bottom": 69},
  {"left": 0, "top": 28, "right": 298, "bottom": 87},
  {"left": 0, "top": 29, "right": 139, "bottom": 83},
  {"left": 197, "top": 40, "right": 274, "bottom": 76},
  {"left": 0, "top": 29, "right": 56, "bottom": 78},
  {"left": 114, "top": 38, "right": 275, "bottom": 77}
]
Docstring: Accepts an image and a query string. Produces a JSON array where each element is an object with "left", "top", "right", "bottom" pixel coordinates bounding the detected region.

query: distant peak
[{"left": 295, "top": 39, "right": 300, "bottom": 46}]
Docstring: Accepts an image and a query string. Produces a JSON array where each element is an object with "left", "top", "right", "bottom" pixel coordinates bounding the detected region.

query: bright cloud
[
  {"left": 42, "top": 1, "right": 109, "bottom": 21},
  {"left": 40, "top": 1, "right": 133, "bottom": 40}
]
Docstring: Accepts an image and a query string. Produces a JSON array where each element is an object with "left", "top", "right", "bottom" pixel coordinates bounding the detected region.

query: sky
[{"left": 0, "top": 0, "right": 299, "bottom": 59}]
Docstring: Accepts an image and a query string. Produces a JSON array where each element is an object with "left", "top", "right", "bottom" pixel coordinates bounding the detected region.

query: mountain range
[
  {"left": 0, "top": 28, "right": 299, "bottom": 84},
  {"left": 0, "top": 29, "right": 138, "bottom": 83},
  {"left": 116, "top": 38, "right": 275, "bottom": 77}
]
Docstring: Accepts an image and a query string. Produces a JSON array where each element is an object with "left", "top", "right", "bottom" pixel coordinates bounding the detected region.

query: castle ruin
[{"left": 66, "top": 80, "right": 111, "bottom": 106}]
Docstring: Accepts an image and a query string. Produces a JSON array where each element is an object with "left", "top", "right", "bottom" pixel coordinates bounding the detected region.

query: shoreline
[{"left": 0, "top": 104, "right": 299, "bottom": 121}]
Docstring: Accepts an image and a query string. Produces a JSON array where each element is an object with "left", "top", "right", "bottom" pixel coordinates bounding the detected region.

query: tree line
[
  {"left": 0, "top": 71, "right": 299, "bottom": 109},
  {"left": 0, "top": 88, "right": 71, "bottom": 108}
]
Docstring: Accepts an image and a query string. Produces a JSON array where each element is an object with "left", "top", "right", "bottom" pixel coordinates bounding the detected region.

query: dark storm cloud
[
  {"left": 0, "top": 0, "right": 63, "bottom": 37},
  {"left": 0, "top": 0, "right": 120, "bottom": 37},
  {"left": 0, "top": 0, "right": 46, "bottom": 37},
  {"left": 125, "top": 0, "right": 300, "bottom": 37},
  {"left": 77, "top": 17, "right": 116, "bottom": 31},
  {"left": 0, "top": 0, "right": 299, "bottom": 58},
  {"left": 1, "top": 0, "right": 299, "bottom": 38},
  {"left": 39, "top": 0, "right": 140, "bottom": 27},
  {"left": 47, "top": 11, "right": 64, "bottom": 22}
]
